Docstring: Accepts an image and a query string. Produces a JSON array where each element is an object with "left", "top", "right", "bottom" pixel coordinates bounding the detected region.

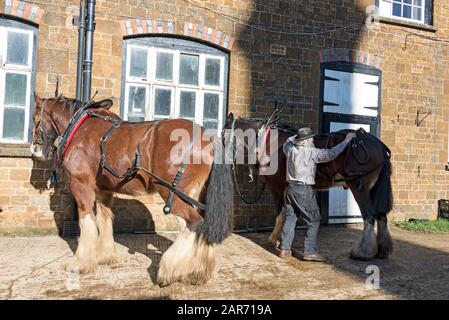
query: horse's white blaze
[
  {"left": 377, "top": 218, "right": 393, "bottom": 257},
  {"left": 30, "top": 144, "right": 43, "bottom": 158},
  {"left": 157, "top": 228, "right": 215, "bottom": 286},
  {"left": 96, "top": 205, "right": 118, "bottom": 265},
  {"left": 76, "top": 213, "right": 98, "bottom": 273},
  {"left": 350, "top": 221, "right": 377, "bottom": 260}
]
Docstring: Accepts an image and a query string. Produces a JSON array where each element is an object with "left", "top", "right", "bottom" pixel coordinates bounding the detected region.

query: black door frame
[{"left": 318, "top": 61, "right": 382, "bottom": 224}]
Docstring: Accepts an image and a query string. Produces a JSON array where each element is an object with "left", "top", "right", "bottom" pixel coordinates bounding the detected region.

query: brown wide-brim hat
[{"left": 295, "top": 127, "right": 315, "bottom": 141}]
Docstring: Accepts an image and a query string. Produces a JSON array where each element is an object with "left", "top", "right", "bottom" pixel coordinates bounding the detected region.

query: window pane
[
  {"left": 179, "top": 54, "right": 199, "bottom": 85},
  {"left": 127, "top": 86, "right": 146, "bottom": 115},
  {"left": 156, "top": 52, "right": 173, "bottom": 81},
  {"left": 203, "top": 93, "right": 219, "bottom": 120},
  {"left": 179, "top": 91, "right": 196, "bottom": 118},
  {"left": 403, "top": 5, "right": 412, "bottom": 18},
  {"left": 404, "top": 0, "right": 412, "bottom": 4},
  {"left": 413, "top": 0, "right": 422, "bottom": 6},
  {"left": 205, "top": 58, "right": 221, "bottom": 86},
  {"left": 3, "top": 107, "right": 25, "bottom": 140},
  {"left": 203, "top": 121, "right": 218, "bottom": 136},
  {"left": 130, "top": 48, "right": 148, "bottom": 78},
  {"left": 7, "top": 31, "right": 29, "bottom": 66},
  {"left": 154, "top": 88, "right": 171, "bottom": 117},
  {"left": 413, "top": 7, "right": 422, "bottom": 20},
  {"left": 4, "top": 73, "right": 27, "bottom": 106},
  {"left": 203, "top": 121, "right": 218, "bottom": 130},
  {"left": 392, "top": 3, "right": 401, "bottom": 16}
]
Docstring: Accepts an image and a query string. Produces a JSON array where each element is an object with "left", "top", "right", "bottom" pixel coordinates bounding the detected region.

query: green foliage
[{"left": 393, "top": 219, "right": 449, "bottom": 234}]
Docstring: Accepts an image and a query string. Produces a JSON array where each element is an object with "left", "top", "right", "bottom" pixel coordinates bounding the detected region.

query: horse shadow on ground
[
  {"left": 240, "top": 225, "right": 449, "bottom": 299},
  {"left": 29, "top": 159, "right": 173, "bottom": 284}
]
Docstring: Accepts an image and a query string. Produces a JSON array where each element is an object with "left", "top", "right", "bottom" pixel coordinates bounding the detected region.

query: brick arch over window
[
  {"left": 320, "top": 48, "right": 383, "bottom": 71},
  {"left": 120, "top": 19, "right": 235, "bottom": 51},
  {"left": 2, "top": 0, "right": 44, "bottom": 24}
]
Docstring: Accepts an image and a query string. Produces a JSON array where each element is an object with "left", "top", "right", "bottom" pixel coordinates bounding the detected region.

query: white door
[{"left": 327, "top": 122, "right": 370, "bottom": 224}]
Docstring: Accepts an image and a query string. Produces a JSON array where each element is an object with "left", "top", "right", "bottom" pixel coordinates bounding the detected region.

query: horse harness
[
  {"left": 315, "top": 128, "right": 391, "bottom": 187},
  {"left": 51, "top": 101, "right": 207, "bottom": 214}
]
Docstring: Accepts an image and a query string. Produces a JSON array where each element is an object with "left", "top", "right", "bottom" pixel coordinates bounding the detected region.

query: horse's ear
[
  {"left": 34, "top": 92, "right": 43, "bottom": 108},
  {"left": 225, "top": 112, "right": 234, "bottom": 127}
]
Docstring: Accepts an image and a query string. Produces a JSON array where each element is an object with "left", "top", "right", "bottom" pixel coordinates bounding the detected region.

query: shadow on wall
[
  {"left": 231, "top": 1, "right": 368, "bottom": 229},
  {"left": 29, "top": 159, "right": 156, "bottom": 235}
]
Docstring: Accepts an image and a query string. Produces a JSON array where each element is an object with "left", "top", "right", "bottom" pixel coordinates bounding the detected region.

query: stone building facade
[{"left": 0, "top": 0, "right": 448, "bottom": 233}]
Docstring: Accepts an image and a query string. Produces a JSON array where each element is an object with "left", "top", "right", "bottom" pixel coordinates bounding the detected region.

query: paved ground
[{"left": 0, "top": 224, "right": 448, "bottom": 300}]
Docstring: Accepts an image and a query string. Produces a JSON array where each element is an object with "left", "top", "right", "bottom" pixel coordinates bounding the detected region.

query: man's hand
[{"left": 345, "top": 132, "right": 357, "bottom": 142}]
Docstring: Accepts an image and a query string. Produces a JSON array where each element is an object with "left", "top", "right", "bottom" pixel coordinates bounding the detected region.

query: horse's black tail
[
  {"left": 370, "top": 145, "right": 393, "bottom": 218},
  {"left": 197, "top": 141, "right": 234, "bottom": 244}
]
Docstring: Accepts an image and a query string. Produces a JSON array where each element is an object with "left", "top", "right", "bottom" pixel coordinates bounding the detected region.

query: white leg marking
[
  {"left": 157, "top": 228, "right": 215, "bottom": 287},
  {"left": 75, "top": 214, "right": 99, "bottom": 273}
]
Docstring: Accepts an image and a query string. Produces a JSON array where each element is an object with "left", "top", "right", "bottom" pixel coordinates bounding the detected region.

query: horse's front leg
[
  {"left": 376, "top": 215, "right": 393, "bottom": 258},
  {"left": 348, "top": 184, "right": 378, "bottom": 260},
  {"left": 96, "top": 191, "right": 118, "bottom": 265},
  {"left": 70, "top": 181, "right": 99, "bottom": 273}
]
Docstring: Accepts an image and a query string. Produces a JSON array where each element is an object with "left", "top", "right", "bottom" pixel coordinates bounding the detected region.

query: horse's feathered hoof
[
  {"left": 156, "top": 229, "right": 215, "bottom": 287},
  {"left": 376, "top": 241, "right": 393, "bottom": 259},
  {"left": 349, "top": 244, "right": 377, "bottom": 261},
  {"left": 349, "top": 250, "right": 374, "bottom": 261}
]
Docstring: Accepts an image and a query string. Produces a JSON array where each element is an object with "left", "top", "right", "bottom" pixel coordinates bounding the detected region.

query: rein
[{"left": 229, "top": 118, "right": 269, "bottom": 205}]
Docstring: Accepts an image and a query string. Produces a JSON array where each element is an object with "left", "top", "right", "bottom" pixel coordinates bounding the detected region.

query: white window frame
[
  {"left": 378, "top": 0, "right": 427, "bottom": 24},
  {"left": 123, "top": 44, "right": 226, "bottom": 135},
  {"left": 0, "top": 26, "right": 34, "bottom": 144}
]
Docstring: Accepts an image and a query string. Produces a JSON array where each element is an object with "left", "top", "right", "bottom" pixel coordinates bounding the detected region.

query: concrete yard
[{"left": 0, "top": 225, "right": 448, "bottom": 300}]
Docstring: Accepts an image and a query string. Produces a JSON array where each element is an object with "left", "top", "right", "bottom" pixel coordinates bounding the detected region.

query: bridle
[
  {"left": 226, "top": 108, "right": 282, "bottom": 205},
  {"left": 34, "top": 98, "right": 62, "bottom": 158}
]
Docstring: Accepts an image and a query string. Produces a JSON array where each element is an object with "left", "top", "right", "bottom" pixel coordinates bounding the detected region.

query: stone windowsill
[
  {"left": 379, "top": 16, "right": 438, "bottom": 33},
  {"left": 0, "top": 143, "right": 32, "bottom": 158}
]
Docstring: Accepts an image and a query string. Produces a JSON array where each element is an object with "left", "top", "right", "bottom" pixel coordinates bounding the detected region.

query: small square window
[
  {"left": 156, "top": 52, "right": 173, "bottom": 81},
  {"left": 4, "top": 73, "right": 27, "bottom": 106},
  {"left": 2, "top": 107, "right": 25, "bottom": 140},
  {"left": 154, "top": 87, "right": 172, "bottom": 118},
  {"left": 179, "top": 91, "right": 196, "bottom": 119},
  {"left": 127, "top": 85, "right": 147, "bottom": 116},
  {"left": 380, "top": 0, "right": 429, "bottom": 23},
  {"left": 205, "top": 58, "right": 221, "bottom": 86},
  {"left": 129, "top": 47, "right": 148, "bottom": 78},
  {"left": 6, "top": 31, "right": 30, "bottom": 66},
  {"left": 203, "top": 93, "right": 219, "bottom": 120},
  {"left": 179, "top": 54, "right": 199, "bottom": 85}
]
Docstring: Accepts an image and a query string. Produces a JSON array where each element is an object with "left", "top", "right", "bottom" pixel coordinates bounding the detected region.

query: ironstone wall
[{"left": 0, "top": 0, "right": 448, "bottom": 233}]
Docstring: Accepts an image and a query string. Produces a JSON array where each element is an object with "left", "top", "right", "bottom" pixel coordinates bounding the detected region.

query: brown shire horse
[
  {"left": 31, "top": 94, "right": 233, "bottom": 286},
  {"left": 224, "top": 112, "right": 393, "bottom": 260}
]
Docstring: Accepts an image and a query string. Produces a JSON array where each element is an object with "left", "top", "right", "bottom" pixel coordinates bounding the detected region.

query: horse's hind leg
[
  {"left": 376, "top": 215, "right": 393, "bottom": 258},
  {"left": 71, "top": 184, "right": 98, "bottom": 273},
  {"left": 348, "top": 186, "right": 378, "bottom": 260},
  {"left": 268, "top": 193, "right": 284, "bottom": 247},
  {"left": 157, "top": 204, "right": 214, "bottom": 287},
  {"left": 96, "top": 191, "right": 118, "bottom": 265},
  {"left": 268, "top": 210, "right": 284, "bottom": 247}
]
